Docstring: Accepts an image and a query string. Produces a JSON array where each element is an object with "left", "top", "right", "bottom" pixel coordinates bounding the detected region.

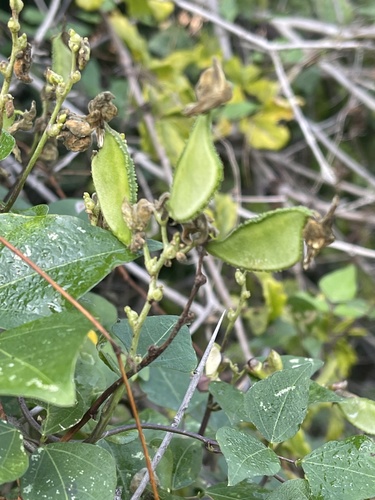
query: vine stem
[{"left": 2, "top": 94, "right": 64, "bottom": 212}]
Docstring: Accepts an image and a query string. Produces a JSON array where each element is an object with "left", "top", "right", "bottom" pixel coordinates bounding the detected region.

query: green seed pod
[
  {"left": 168, "top": 113, "right": 223, "bottom": 223},
  {"left": 91, "top": 123, "right": 138, "bottom": 245},
  {"left": 206, "top": 207, "right": 312, "bottom": 272}
]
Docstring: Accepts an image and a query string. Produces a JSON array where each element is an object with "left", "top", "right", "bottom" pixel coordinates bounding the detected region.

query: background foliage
[{"left": 1, "top": 0, "right": 375, "bottom": 499}]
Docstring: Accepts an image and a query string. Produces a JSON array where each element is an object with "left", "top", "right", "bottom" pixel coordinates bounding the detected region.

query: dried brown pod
[
  {"left": 183, "top": 58, "right": 233, "bottom": 117},
  {"left": 303, "top": 196, "right": 339, "bottom": 269}
]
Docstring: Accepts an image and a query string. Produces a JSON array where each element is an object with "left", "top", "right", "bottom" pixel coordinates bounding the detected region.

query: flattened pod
[
  {"left": 91, "top": 123, "right": 138, "bottom": 245},
  {"left": 206, "top": 208, "right": 312, "bottom": 272},
  {"left": 168, "top": 114, "right": 223, "bottom": 222}
]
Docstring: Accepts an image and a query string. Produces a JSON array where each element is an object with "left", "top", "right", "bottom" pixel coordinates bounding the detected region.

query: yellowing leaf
[
  {"left": 245, "top": 79, "right": 279, "bottom": 103},
  {"left": 75, "top": 0, "right": 104, "bottom": 10},
  {"left": 87, "top": 330, "right": 98, "bottom": 345},
  {"left": 148, "top": 0, "right": 174, "bottom": 21},
  {"left": 257, "top": 273, "right": 287, "bottom": 321},
  {"left": 241, "top": 113, "right": 290, "bottom": 150},
  {"left": 212, "top": 193, "right": 238, "bottom": 240},
  {"left": 108, "top": 11, "right": 149, "bottom": 63},
  {"left": 224, "top": 56, "right": 261, "bottom": 87}
]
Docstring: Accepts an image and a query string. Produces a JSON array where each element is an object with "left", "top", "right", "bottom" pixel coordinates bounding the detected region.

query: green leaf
[
  {"left": 339, "top": 396, "right": 375, "bottom": 434},
  {"left": 75, "top": 337, "right": 118, "bottom": 405},
  {"left": 0, "top": 213, "right": 137, "bottom": 329},
  {"left": 301, "top": 436, "right": 375, "bottom": 500},
  {"left": 0, "top": 130, "right": 15, "bottom": 161},
  {"left": 0, "top": 420, "right": 29, "bottom": 483},
  {"left": 48, "top": 198, "right": 87, "bottom": 220},
  {"left": 0, "top": 312, "right": 92, "bottom": 405},
  {"left": 315, "top": 0, "right": 354, "bottom": 24},
  {"left": 206, "top": 208, "right": 311, "bottom": 271},
  {"left": 266, "top": 479, "right": 311, "bottom": 499},
  {"left": 319, "top": 264, "right": 357, "bottom": 303},
  {"left": 39, "top": 388, "right": 87, "bottom": 436},
  {"left": 206, "top": 481, "right": 270, "bottom": 499},
  {"left": 308, "top": 381, "right": 345, "bottom": 405},
  {"left": 21, "top": 442, "right": 116, "bottom": 500},
  {"left": 216, "top": 427, "right": 280, "bottom": 486},
  {"left": 244, "top": 360, "right": 322, "bottom": 443},
  {"left": 212, "top": 192, "right": 238, "bottom": 240},
  {"left": 159, "top": 438, "right": 203, "bottom": 490},
  {"left": 140, "top": 366, "right": 203, "bottom": 411},
  {"left": 209, "top": 381, "right": 247, "bottom": 425},
  {"left": 280, "top": 355, "right": 324, "bottom": 373},
  {"left": 168, "top": 114, "right": 223, "bottom": 222},
  {"left": 91, "top": 123, "right": 138, "bottom": 245},
  {"left": 79, "top": 292, "right": 118, "bottom": 329},
  {"left": 220, "top": 101, "right": 259, "bottom": 120},
  {"left": 51, "top": 32, "right": 72, "bottom": 82},
  {"left": 112, "top": 315, "right": 197, "bottom": 372}
]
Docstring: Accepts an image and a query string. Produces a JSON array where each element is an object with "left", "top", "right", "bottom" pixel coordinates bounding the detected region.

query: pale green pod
[
  {"left": 168, "top": 114, "right": 223, "bottom": 222},
  {"left": 206, "top": 207, "right": 312, "bottom": 272},
  {"left": 91, "top": 123, "right": 138, "bottom": 245}
]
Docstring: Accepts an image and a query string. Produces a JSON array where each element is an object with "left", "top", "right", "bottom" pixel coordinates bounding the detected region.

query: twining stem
[
  {"left": 0, "top": 15, "right": 22, "bottom": 133},
  {"left": 85, "top": 385, "right": 126, "bottom": 444},
  {"left": 2, "top": 38, "right": 78, "bottom": 213},
  {"left": 2, "top": 94, "right": 66, "bottom": 212}
]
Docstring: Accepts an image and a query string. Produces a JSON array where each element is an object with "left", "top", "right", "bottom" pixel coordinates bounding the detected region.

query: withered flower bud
[
  {"left": 14, "top": 42, "right": 32, "bottom": 83},
  {"left": 183, "top": 57, "right": 232, "bottom": 117},
  {"left": 39, "top": 140, "right": 59, "bottom": 162},
  {"left": 303, "top": 196, "right": 339, "bottom": 269},
  {"left": 57, "top": 112, "right": 93, "bottom": 152},
  {"left": 87, "top": 91, "right": 117, "bottom": 127},
  {"left": 8, "top": 100, "right": 36, "bottom": 133},
  {"left": 77, "top": 37, "right": 90, "bottom": 70}
]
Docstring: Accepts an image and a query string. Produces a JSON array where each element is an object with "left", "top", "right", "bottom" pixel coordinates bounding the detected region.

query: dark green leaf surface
[
  {"left": 302, "top": 436, "right": 375, "bottom": 500},
  {"left": 209, "top": 381, "right": 247, "bottom": 424},
  {"left": 0, "top": 420, "right": 29, "bottom": 483},
  {"left": 266, "top": 479, "right": 311, "bottom": 499},
  {"left": 216, "top": 427, "right": 280, "bottom": 485},
  {"left": 39, "top": 388, "right": 86, "bottom": 436},
  {"left": 0, "top": 130, "right": 15, "bottom": 160},
  {"left": 0, "top": 213, "right": 137, "bottom": 329},
  {"left": 0, "top": 312, "right": 92, "bottom": 405},
  {"left": 245, "top": 360, "right": 322, "bottom": 443},
  {"left": 112, "top": 315, "right": 197, "bottom": 372},
  {"left": 21, "top": 442, "right": 116, "bottom": 500},
  {"left": 140, "top": 366, "right": 203, "bottom": 411},
  {"left": 206, "top": 208, "right": 311, "bottom": 271},
  {"left": 308, "top": 381, "right": 345, "bottom": 405},
  {"left": 206, "top": 481, "right": 270, "bottom": 500},
  {"left": 160, "top": 438, "right": 202, "bottom": 490}
]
